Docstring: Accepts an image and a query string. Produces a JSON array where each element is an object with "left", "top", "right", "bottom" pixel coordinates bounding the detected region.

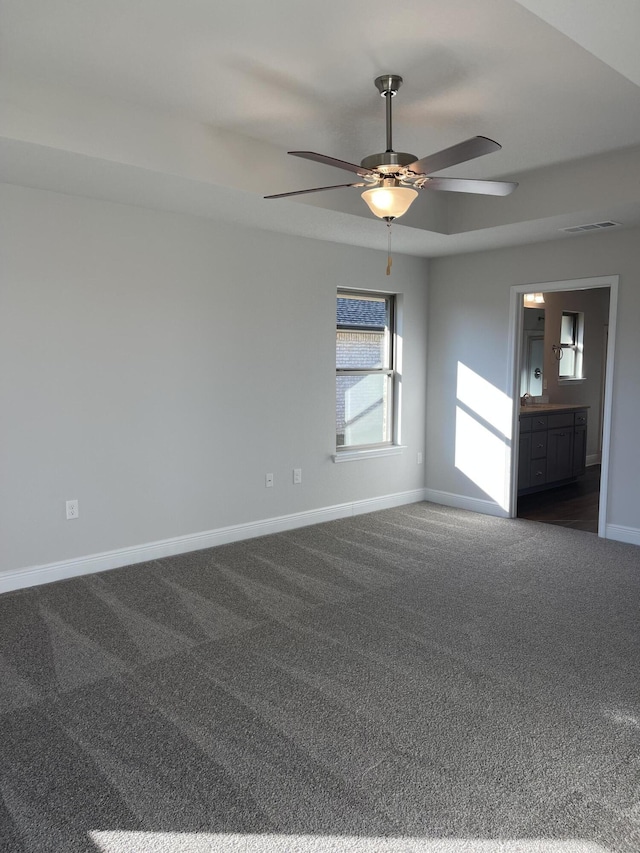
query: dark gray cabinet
[
  {"left": 518, "top": 407, "right": 588, "bottom": 495},
  {"left": 547, "top": 427, "right": 573, "bottom": 481},
  {"left": 572, "top": 425, "right": 587, "bottom": 477},
  {"left": 518, "top": 431, "right": 531, "bottom": 489}
]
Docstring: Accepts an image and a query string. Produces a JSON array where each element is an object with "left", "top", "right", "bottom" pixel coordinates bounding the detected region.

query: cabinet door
[
  {"left": 575, "top": 410, "right": 588, "bottom": 428},
  {"left": 547, "top": 427, "right": 574, "bottom": 481},
  {"left": 518, "top": 432, "right": 531, "bottom": 490},
  {"left": 530, "top": 431, "right": 548, "bottom": 459},
  {"left": 529, "top": 458, "right": 547, "bottom": 488},
  {"left": 572, "top": 425, "right": 587, "bottom": 477},
  {"left": 519, "top": 415, "right": 532, "bottom": 433}
]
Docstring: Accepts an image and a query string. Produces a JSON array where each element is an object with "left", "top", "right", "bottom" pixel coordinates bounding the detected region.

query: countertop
[{"left": 519, "top": 403, "right": 590, "bottom": 414}]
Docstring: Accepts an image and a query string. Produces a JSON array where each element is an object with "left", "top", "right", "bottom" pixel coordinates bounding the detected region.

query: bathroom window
[{"left": 559, "top": 311, "right": 584, "bottom": 379}]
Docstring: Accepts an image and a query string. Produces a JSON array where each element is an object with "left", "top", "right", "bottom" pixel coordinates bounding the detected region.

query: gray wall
[
  {"left": 427, "top": 227, "right": 640, "bottom": 532},
  {"left": 0, "top": 183, "right": 429, "bottom": 575}
]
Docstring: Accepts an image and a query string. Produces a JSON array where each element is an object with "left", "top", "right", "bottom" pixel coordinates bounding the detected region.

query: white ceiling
[{"left": 1, "top": 0, "right": 639, "bottom": 257}]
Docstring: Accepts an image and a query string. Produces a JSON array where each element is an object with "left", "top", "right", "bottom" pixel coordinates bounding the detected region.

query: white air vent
[{"left": 562, "top": 221, "right": 621, "bottom": 234}]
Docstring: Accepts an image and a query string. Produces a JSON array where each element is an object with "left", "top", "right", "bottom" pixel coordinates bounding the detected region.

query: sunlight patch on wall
[
  {"left": 455, "top": 407, "right": 509, "bottom": 507},
  {"left": 456, "top": 362, "right": 512, "bottom": 441},
  {"left": 89, "top": 831, "right": 612, "bottom": 852},
  {"left": 455, "top": 362, "right": 513, "bottom": 510}
]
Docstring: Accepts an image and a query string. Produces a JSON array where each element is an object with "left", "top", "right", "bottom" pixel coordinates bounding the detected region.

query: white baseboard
[
  {"left": 0, "top": 488, "right": 428, "bottom": 595},
  {"left": 605, "top": 524, "right": 640, "bottom": 547},
  {"left": 423, "top": 488, "right": 509, "bottom": 519}
]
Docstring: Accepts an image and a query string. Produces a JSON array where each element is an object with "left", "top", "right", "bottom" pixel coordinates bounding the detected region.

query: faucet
[{"left": 521, "top": 393, "right": 533, "bottom": 406}]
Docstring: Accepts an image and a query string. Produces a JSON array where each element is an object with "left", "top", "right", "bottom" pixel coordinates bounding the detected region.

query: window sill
[
  {"left": 558, "top": 377, "right": 587, "bottom": 384},
  {"left": 332, "top": 445, "right": 407, "bottom": 463}
]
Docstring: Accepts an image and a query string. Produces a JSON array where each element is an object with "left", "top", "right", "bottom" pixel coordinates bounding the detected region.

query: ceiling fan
[{"left": 265, "top": 74, "right": 518, "bottom": 221}]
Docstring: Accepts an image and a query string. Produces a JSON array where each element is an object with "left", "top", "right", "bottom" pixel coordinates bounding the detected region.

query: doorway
[{"left": 508, "top": 276, "right": 618, "bottom": 538}]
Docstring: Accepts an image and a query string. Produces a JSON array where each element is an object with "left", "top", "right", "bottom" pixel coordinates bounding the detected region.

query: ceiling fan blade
[
  {"left": 288, "top": 151, "right": 377, "bottom": 176},
  {"left": 406, "top": 136, "right": 502, "bottom": 176},
  {"left": 425, "top": 177, "right": 518, "bottom": 196},
  {"left": 265, "top": 182, "right": 363, "bottom": 200}
]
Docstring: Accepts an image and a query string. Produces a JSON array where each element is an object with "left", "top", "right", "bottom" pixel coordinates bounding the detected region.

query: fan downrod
[{"left": 361, "top": 74, "right": 416, "bottom": 172}]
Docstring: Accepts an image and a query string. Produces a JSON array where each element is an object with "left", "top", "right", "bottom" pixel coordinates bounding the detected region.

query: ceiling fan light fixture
[{"left": 361, "top": 183, "right": 418, "bottom": 220}]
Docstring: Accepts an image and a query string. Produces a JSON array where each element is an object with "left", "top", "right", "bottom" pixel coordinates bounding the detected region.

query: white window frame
[
  {"left": 334, "top": 290, "right": 403, "bottom": 462},
  {"left": 558, "top": 310, "right": 585, "bottom": 381}
]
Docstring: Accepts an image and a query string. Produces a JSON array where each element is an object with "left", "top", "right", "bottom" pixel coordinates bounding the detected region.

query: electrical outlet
[
  {"left": 265, "top": 473, "right": 274, "bottom": 488},
  {"left": 417, "top": 452, "right": 423, "bottom": 464},
  {"left": 66, "top": 499, "right": 79, "bottom": 520},
  {"left": 293, "top": 468, "right": 302, "bottom": 484}
]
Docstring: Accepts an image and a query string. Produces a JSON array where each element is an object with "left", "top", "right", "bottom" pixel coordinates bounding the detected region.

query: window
[
  {"left": 558, "top": 310, "right": 584, "bottom": 379},
  {"left": 336, "top": 291, "right": 395, "bottom": 450}
]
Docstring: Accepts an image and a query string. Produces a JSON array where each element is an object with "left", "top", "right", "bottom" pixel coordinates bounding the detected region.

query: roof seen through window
[{"left": 337, "top": 297, "right": 386, "bottom": 330}]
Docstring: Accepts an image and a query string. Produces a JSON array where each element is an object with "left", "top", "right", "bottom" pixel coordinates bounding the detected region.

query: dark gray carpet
[{"left": 1, "top": 502, "right": 640, "bottom": 853}]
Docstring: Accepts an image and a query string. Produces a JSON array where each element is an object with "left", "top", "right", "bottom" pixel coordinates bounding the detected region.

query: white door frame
[{"left": 507, "top": 275, "right": 619, "bottom": 537}]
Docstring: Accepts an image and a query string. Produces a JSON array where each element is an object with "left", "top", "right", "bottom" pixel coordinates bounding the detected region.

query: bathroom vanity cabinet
[{"left": 518, "top": 405, "right": 588, "bottom": 494}]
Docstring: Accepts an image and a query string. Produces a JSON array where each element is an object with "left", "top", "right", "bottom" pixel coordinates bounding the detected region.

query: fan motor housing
[{"left": 360, "top": 151, "right": 418, "bottom": 174}]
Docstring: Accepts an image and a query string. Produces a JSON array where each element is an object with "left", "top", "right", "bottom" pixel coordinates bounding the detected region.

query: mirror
[{"left": 521, "top": 307, "right": 545, "bottom": 396}]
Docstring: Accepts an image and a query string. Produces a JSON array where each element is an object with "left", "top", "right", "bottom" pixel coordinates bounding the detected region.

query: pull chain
[{"left": 386, "top": 220, "right": 392, "bottom": 276}]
